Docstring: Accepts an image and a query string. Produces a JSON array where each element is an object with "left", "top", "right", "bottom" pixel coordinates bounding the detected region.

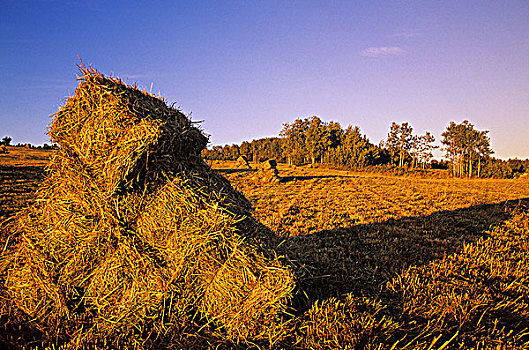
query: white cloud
[
  {"left": 392, "top": 31, "right": 420, "bottom": 39},
  {"left": 361, "top": 46, "right": 406, "bottom": 57},
  {"left": 123, "top": 74, "right": 150, "bottom": 79}
]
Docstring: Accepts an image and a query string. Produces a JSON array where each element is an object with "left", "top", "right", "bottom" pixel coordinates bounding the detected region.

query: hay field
[
  {"left": 0, "top": 147, "right": 51, "bottom": 222},
  {"left": 2, "top": 153, "right": 529, "bottom": 348},
  {"left": 214, "top": 161, "right": 529, "bottom": 236},
  {"left": 214, "top": 161, "right": 529, "bottom": 298}
]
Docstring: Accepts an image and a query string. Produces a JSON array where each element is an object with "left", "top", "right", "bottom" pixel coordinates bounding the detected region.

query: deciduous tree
[
  {"left": 441, "top": 120, "right": 492, "bottom": 177},
  {"left": 385, "top": 122, "right": 414, "bottom": 167},
  {"left": 1, "top": 136, "right": 12, "bottom": 146}
]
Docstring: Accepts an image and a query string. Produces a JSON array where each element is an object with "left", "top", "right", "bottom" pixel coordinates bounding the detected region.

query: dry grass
[
  {"left": 2, "top": 156, "right": 529, "bottom": 349},
  {"left": 2, "top": 83, "right": 529, "bottom": 348},
  {"left": 218, "top": 162, "right": 529, "bottom": 237},
  {"left": 0, "top": 166, "right": 43, "bottom": 223},
  {"left": 4, "top": 148, "right": 529, "bottom": 349},
  {"left": 216, "top": 161, "right": 529, "bottom": 348},
  {"left": 0, "top": 147, "right": 51, "bottom": 222},
  {"left": 3, "top": 145, "right": 529, "bottom": 349},
  {"left": 0, "top": 146, "right": 52, "bottom": 168},
  {"left": 384, "top": 206, "right": 529, "bottom": 348}
]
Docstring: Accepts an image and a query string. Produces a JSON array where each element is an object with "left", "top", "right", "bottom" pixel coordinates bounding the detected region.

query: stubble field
[
  {"left": 213, "top": 161, "right": 529, "bottom": 301},
  {"left": 2, "top": 150, "right": 529, "bottom": 348}
]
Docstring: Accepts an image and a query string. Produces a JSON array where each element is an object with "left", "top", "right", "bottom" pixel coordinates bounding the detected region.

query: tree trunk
[
  {"left": 468, "top": 154, "right": 473, "bottom": 178},
  {"left": 477, "top": 157, "right": 481, "bottom": 178}
]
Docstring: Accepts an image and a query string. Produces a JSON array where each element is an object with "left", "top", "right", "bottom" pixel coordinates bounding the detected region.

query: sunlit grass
[
  {"left": 219, "top": 161, "right": 529, "bottom": 237},
  {"left": 2, "top": 157, "right": 529, "bottom": 348}
]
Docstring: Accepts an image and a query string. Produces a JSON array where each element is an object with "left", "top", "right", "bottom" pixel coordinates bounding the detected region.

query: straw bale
[
  {"left": 136, "top": 179, "right": 293, "bottom": 340},
  {"left": 263, "top": 159, "right": 277, "bottom": 170},
  {"left": 0, "top": 65, "right": 294, "bottom": 348},
  {"left": 47, "top": 65, "right": 209, "bottom": 198},
  {"left": 236, "top": 155, "right": 251, "bottom": 169},
  {"left": 253, "top": 168, "right": 280, "bottom": 183}
]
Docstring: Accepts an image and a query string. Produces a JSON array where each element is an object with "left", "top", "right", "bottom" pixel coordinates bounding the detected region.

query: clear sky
[{"left": 1, "top": 1, "right": 528, "bottom": 159}]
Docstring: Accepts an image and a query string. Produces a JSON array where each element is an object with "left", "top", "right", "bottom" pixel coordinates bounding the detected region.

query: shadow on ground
[
  {"left": 279, "top": 174, "right": 356, "bottom": 182},
  {"left": 214, "top": 168, "right": 257, "bottom": 174},
  {"left": 213, "top": 168, "right": 355, "bottom": 181},
  {"left": 280, "top": 198, "right": 529, "bottom": 309},
  {"left": 0, "top": 166, "right": 44, "bottom": 223}
]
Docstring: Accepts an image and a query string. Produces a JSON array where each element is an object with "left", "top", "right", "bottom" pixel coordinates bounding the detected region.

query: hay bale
[
  {"left": 263, "top": 159, "right": 277, "bottom": 170},
  {"left": 0, "top": 65, "right": 294, "bottom": 348},
  {"left": 236, "top": 155, "right": 251, "bottom": 169},
  {"left": 255, "top": 159, "right": 280, "bottom": 182},
  {"left": 255, "top": 169, "right": 280, "bottom": 183}
]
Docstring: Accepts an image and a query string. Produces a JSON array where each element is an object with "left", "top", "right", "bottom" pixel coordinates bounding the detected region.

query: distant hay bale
[
  {"left": 263, "top": 159, "right": 277, "bottom": 170},
  {"left": 236, "top": 155, "right": 251, "bottom": 169},
  {"left": 0, "top": 65, "right": 294, "bottom": 348},
  {"left": 253, "top": 160, "right": 280, "bottom": 183}
]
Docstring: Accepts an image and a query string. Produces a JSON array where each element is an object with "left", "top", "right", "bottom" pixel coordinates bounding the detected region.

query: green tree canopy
[
  {"left": 1, "top": 136, "right": 12, "bottom": 146},
  {"left": 384, "top": 122, "right": 414, "bottom": 167},
  {"left": 441, "top": 120, "right": 493, "bottom": 177}
]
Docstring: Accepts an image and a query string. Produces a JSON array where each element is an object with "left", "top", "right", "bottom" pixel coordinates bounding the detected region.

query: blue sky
[{"left": 1, "top": 0, "right": 528, "bottom": 159}]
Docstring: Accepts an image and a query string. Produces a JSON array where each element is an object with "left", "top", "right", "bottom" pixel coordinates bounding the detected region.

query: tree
[
  {"left": 441, "top": 120, "right": 493, "bottom": 178},
  {"left": 240, "top": 141, "right": 251, "bottom": 159},
  {"left": 280, "top": 118, "right": 309, "bottom": 165},
  {"left": 327, "top": 126, "right": 382, "bottom": 169},
  {"left": 1, "top": 136, "right": 12, "bottom": 146},
  {"left": 475, "top": 130, "right": 493, "bottom": 177},
  {"left": 322, "top": 121, "right": 343, "bottom": 163},
  {"left": 413, "top": 132, "right": 438, "bottom": 168},
  {"left": 384, "top": 122, "right": 414, "bottom": 167},
  {"left": 306, "top": 116, "right": 329, "bottom": 164}
]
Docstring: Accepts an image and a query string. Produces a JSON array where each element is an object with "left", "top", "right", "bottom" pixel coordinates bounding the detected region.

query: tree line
[
  {"left": 202, "top": 117, "right": 528, "bottom": 179},
  {"left": 0, "top": 136, "right": 56, "bottom": 149}
]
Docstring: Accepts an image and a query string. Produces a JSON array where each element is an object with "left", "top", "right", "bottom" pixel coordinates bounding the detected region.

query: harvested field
[
  {"left": 0, "top": 147, "right": 53, "bottom": 222},
  {"left": 216, "top": 161, "right": 529, "bottom": 236},
  {"left": 2, "top": 155, "right": 529, "bottom": 348},
  {"left": 214, "top": 161, "right": 529, "bottom": 298},
  {"left": 2, "top": 87, "right": 529, "bottom": 348}
]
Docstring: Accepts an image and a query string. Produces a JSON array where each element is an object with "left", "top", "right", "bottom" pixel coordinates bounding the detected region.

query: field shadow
[
  {"left": 214, "top": 168, "right": 257, "bottom": 174},
  {"left": 280, "top": 198, "right": 529, "bottom": 308},
  {"left": 214, "top": 168, "right": 357, "bottom": 182},
  {"left": 0, "top": 166, "right": 44, "bottom": 222},
  {"left": 279, "top": 174, "right": 356, "bottom": 182},
  {"left": 0, "top": 165, "right": 45, "bottom": 177}
]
